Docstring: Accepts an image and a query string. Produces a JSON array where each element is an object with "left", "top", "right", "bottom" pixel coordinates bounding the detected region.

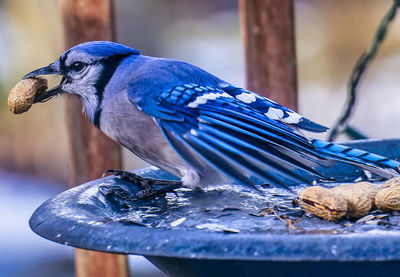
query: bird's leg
[{"left": 102, "top": 169, "right": 182, "bottom": 201}]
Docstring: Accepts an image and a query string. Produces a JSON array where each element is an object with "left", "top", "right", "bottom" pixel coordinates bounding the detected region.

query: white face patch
[
  {"left": 280, "top": 112, "right": 302, "bottom": 124},
  {"left": 235, "top": 92, "right": 256, "bottom": 104},
  {"left": 187, "top": 92, "right": 232, "bottom": 108},
  {"left": 78, "top": 88, "right": 98, "bottom": 121},
  {"left": 62, "top": 64, "right": 104, "bottom": 122},
  {"left": 264, "top": 107, "right": 284, "bottom": 120}
]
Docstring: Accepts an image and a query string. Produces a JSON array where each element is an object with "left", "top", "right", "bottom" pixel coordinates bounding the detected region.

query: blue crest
[{"left": 64, "top": 41, "right": 141, "bottom": 58}]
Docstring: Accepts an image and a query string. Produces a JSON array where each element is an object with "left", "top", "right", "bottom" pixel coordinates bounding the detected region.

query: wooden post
[
  {"left": 239, "top": 0, "right": 298, "bottom": 110},
  {"left": 59, "top": 0, "right": 129, "bottom": 276}
]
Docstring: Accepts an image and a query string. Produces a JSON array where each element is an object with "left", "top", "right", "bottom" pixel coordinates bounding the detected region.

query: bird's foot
[{"left": 102, "top": 169, "right": 182, "bottom": 201}]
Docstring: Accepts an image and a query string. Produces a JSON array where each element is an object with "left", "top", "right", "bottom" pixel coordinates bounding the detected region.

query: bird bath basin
[{"left": 30, "top": 139, "right": 400, "bottom": 277}]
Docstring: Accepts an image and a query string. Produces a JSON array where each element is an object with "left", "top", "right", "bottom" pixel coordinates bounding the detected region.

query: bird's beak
[{"left": 23, "top": 61, "right": 65, "bottom": 103}]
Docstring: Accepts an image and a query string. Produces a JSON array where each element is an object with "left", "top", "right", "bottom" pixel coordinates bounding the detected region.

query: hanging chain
[{"left": 328, "top": 0, "right": 400, "bottom": 141}]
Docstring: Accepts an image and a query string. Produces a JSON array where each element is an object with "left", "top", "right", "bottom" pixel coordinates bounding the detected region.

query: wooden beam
[
  {"left": 59, "top": 0, "right": 129, "bottom": 276},
  {"left": 75, "top": 250, "right": 129, "bottom": 277},
  {"left": 239, "top": 0, "right": 298, "bottom": 111}
]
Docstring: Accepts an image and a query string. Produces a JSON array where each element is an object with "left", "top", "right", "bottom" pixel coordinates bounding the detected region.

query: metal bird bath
[{"left": 30, "top": 139, "right": 400, "bottom": 277}]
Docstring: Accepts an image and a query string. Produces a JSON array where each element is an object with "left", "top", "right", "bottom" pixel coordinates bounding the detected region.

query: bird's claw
[
  {"left": 101, "top": 169, "right": 182, "bottom": 202},
  {"left": 102, "top": 169, "right": 117, "bottom": 177}
]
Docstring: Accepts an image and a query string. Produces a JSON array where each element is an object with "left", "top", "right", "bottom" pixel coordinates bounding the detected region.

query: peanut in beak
[{"left": 8, "top": 77, "right": 48, "bottom": 114}]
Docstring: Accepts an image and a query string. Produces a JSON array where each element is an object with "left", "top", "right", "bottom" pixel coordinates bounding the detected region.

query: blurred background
[{"left": 1, "top": 0, "right": 400, "bottom": 276}]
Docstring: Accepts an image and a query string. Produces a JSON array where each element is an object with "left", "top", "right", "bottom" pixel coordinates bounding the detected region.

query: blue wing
[
  {"left": 220, "top": 83, "right": 328, "bottom": 133},
  {"left": 130, "top": 82, "right": 329, "bottom": 189}
]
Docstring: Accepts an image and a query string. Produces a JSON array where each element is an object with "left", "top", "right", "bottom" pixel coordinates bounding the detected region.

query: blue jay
[{"left": 24, "top": 41, "right": 400, "bottom": 192}]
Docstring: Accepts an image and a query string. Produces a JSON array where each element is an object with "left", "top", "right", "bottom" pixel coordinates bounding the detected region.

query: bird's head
[{"left": 24, "top": 41, "right": 140, "bottom": 121}]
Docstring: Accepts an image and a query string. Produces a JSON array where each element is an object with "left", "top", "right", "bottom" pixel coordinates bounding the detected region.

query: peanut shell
[
  {"left": 299, "top": 186, "right": 348, "bottom": 221},
  {"left": 332, "top": 182, "right": 377, "bottom": 218},
  {"left": 375, "top": 186, "right": 400, "bottom": 211},
  {"left": 8, "top": 77, "right": 48, "bottom": 114},
  {"left": 380, "top": 177, "right": 400, "bottom": 189}
]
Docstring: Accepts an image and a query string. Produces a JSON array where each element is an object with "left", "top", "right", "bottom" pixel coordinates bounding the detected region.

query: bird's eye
[{"left": 70, "top": 61, "right": 85, "bottom": 72}]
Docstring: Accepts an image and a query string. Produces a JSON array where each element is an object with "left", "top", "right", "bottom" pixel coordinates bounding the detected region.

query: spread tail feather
[{"left": 312, "top": 139, "right": 400, "bottom": 179}]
